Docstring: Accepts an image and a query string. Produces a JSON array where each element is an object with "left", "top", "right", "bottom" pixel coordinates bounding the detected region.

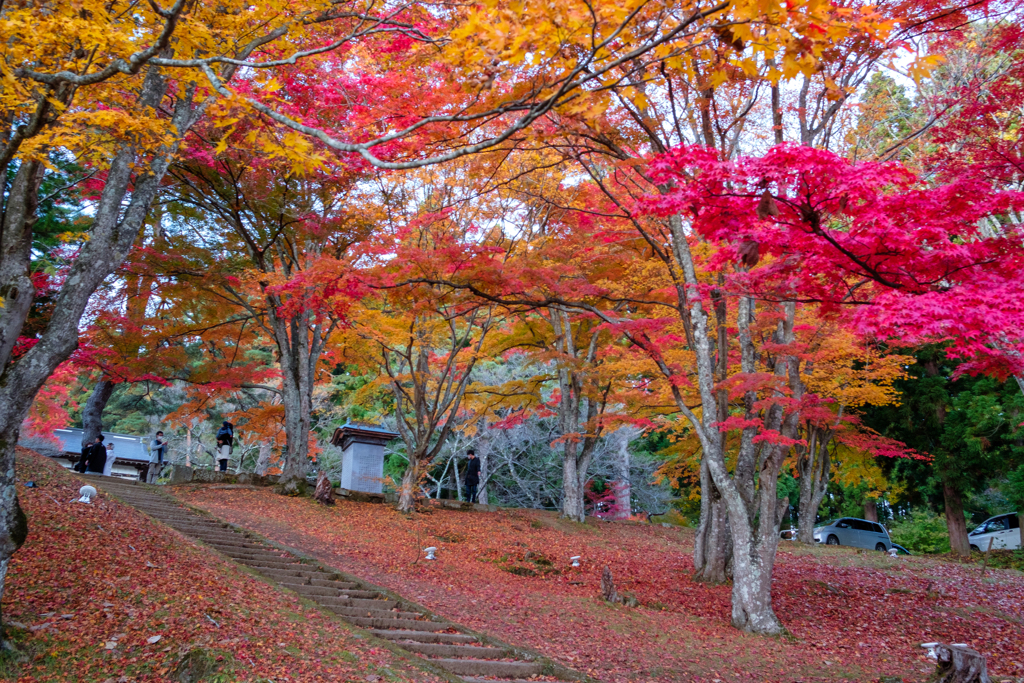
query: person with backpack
[{"left": 216, "top": 421, "right": 234, "bottom": 472}]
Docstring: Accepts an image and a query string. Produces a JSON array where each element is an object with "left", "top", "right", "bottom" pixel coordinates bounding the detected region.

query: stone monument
[{"left": 330, "top": 422, "right": 399, "bottom": 494}]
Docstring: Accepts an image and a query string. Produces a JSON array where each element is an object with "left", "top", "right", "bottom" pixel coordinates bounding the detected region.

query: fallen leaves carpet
[
  {"left": 175, "top": 486, "right": 1024, "bottom": 683},
  {"left": 2, "top": 449, "right": 445, "bottom": 683}
]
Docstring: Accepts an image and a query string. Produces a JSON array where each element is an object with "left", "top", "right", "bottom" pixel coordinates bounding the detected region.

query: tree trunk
[
  {"left": 0, "top": 66, "right": 196, "bottom": 638},
  {"left": 612, "top": 428, "right": 632, "bottom": 519},
  {"left": 477, "top": 439, "right": 489, "bottom": 505},
  {"left": 796, "top": 432, "right": 831, "bottom": 544},
  {"left": 693, "top": 460, "right": 732, "bottom": 583},
  {"left": 932, "top": 643, "right": 992, "bottom": 683},
  {"left": 944, "top": 479, "right": 971, "bottom": 556},
  {"left": 863, "top": 500, "right": 879, "bottom": 523},
  {"left": 255, "top": 441, "right": 271, "bottom": 476},
  {"left": 0, "top": 426, "right": 29, "bottom": 635},
  {"left": 273, "top": 313, "right": 315, "bottom": 496},
  {"left": 397, "top": 458, "right": 418, "bottom": 513},
  {"left": 80, "top": 377, "right": 115, "bottom": 452},
  {"left": 561, "top": 441, "right": 586, "bottom": 522}
]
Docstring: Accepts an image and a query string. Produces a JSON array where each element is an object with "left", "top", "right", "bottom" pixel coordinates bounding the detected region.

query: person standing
[
  {"left": 216, "top": 421, "right": 233, "bottom": 472},
  {"left": 463, "top": 449, "right": 481, "bottom": 503},
  {"left": 148, "top": 431, "right": 167, "bottom": 483},
  {"left": 102, "top": 443, "right": 116, "bottom": 476},
  {"left": 85, "top": 435, "right": 107, "bottom": 474}
]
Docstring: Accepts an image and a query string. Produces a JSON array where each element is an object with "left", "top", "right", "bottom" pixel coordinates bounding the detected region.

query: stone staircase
[{"left": 88, "top": 476, "right": 578, "bottom": 683}]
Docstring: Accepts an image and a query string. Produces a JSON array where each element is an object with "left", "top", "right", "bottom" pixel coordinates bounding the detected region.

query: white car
[{"left": 968, "top": 512, "right": 1021, "bottom": 552}]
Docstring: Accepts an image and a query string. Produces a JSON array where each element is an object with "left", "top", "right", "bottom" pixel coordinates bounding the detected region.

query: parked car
[
  {"left": 968, "top": 512, "right": 1021, "bottom": 552},
  {"left": 891, "top": 543, "right": 912, "bottom": 556},
  {"left": 813, "top": 517, "right": 893, "bottom": 551}
]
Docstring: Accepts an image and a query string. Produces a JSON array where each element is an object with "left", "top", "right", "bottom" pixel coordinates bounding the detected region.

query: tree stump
[
  {"left": 313, "top": 471, "right": 335, "bottom": 506},
  {"left": 932, "top": 643, "right": 991, "bottom": 683},
  {"left": 601, "top": 566, "right": 619, "bottom": 604}
]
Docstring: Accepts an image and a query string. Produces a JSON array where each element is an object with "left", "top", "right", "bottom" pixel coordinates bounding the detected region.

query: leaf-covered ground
[
  {"left": 175, "top": 486, "right": 1024, "bottom": 683},
  {"left": 2, "top": 449, "right": 445, "bottom": 683}
]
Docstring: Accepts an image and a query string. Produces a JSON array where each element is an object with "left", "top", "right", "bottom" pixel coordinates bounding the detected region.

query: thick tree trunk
[
  {"left": 0, "top": 67, "right": 196, "bottom": 637},
  {"left": 694, "top": 460, "right": 732, "bottom": 583},
  {"left": 944, "top": 479, "right": 971, "bottom": 556},
  {"left": 562, "top": 443, "right": 586, "bottom": 523},
  {"left": 863, "top": 500, "right": 879, "bottom": 523},
  {"left": 397, "top": 458, "right": 418, "bottom": 513},
  {"left": 272, "top": 313, "right": 316, "bottom": 496},
  {"left": 0, "top": 427, "right": 30, "bottom": 635},
  {"left": 80, "top": 377, "right": 115, "bottom": 452}
]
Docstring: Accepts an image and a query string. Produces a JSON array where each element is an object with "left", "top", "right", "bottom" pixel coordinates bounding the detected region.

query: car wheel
[
  {"left": 875, "top": 543, "right": 886, "bottom": 551},
  {"left": 826, "top": 535, "right": 839, "bottom": 546}
]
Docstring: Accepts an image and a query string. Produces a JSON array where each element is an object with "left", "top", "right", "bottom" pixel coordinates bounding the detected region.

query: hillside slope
[{"left": 2, "top": 449, "right": 444, "bottom": 683}]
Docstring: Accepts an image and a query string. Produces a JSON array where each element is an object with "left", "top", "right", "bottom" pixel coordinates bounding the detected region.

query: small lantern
[
  {"left": 78, "top": 485, "right": 97, "bottom": 504},
  {"left": 423, "top": 547, "right": 437, "bottom": 561},
  {"left": 570, "top": 555, "right": 581, "bottom": 567}
]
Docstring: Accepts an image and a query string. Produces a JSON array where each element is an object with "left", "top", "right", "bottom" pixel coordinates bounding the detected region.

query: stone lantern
[{"left": 330, "top": 422, "right": 399, "bottom": 494}]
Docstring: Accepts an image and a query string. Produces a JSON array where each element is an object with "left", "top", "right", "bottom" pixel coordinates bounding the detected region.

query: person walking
[
  {"left": 102, "top": 442, "right": 116, "bottom": 476},
  {"left": 85, "top": 435, "right": 107, "bottom": 474},
  {"left": 147, "top": 431, "right": 167, "bottom": 483},
  {"left": 463, "top": 449, "right": 481, "bottom": 503},
  {"left": 216, "top": 421, "right": 233, "bottom": 472}
]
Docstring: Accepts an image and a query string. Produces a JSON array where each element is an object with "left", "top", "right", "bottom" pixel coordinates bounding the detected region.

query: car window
[
  {"left": 835, "top": 519, "right": 851, "bottom": 528},
  {"left": 1011, "top": 515, "right": 1021, "bottom": 530},
  {"left": 872, "top": 523, "right": 886, "bottom": 534},
  {"left": 850, "top": 519, "right": 873, "bottom": 531},
  {"left": 988, "top": 517, "right": 1010, "bottom": 532}
]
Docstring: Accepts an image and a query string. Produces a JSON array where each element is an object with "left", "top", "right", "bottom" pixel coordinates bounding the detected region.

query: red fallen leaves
[
  {"left": 4, "top": 449, "right": 445, "bottom": 683},
  {"left": 177, "top": 486, "right": 1024, "bottom": 683}
]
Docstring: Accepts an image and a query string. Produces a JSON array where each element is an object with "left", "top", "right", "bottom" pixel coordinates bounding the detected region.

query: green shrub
[{"left": 889, "top": 509, "right": 953, "bottom": 554}]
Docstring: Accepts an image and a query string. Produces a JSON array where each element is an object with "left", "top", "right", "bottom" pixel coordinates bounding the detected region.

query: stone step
[
  {"left": 166, "top": 523, "right": 234, "bottom": 533},
  {"left": 309, "top": 596, "right": 396, "bottom": 610},
  {"left": 235, "top": 559, "right": 313, "bottom": 572},
  {"left": 281, "top": 584, "right": 377, "bottom": 599},
  {"left": 370, "top": 630, "right": 478, "bottom": 645},
  {"left": 327, "top": 605, "right": 422, "bottom": 620},
  {"left": 309, "top": 577, "right": 357, "bottom": 589},
  {"left": 431, "top": 659, "right": 542, "bottom": 678},
  {"left": 257, "top": 568, "right": 347, "bottom": 584},
  {"left": 345, "top": 616, "right": 448, "bottom": 632},
  {"left": 184, "top": 534, "right": 260, "bottom": 546},
  {"left": 259, "top": 569, "right": 315, "bottom": 583},
  {"left": 400, "top": 642, "right": 508, "bottom": 659},
  {"left": 220, "top": 550, "right": 296, "bottom": 563}
]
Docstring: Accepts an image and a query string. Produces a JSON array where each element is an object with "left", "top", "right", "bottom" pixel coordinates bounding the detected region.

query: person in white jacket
[{"left": 102, "top": 443, "right": 116, "bottom": 476}]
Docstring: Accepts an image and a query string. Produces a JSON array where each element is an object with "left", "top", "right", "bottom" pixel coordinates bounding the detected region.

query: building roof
[
  {"left": 53, "top": 428, "right": 151, "bottom": 463},
  {"left": 330, "top": 422, "right": 399, "bottom": 449}
]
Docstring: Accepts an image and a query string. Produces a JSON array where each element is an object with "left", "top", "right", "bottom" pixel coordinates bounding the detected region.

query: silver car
[{"left": 814, "top": 517, "right": 893, "bottom": 551}]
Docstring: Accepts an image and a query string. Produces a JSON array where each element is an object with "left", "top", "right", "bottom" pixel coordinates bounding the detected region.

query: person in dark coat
[
  {"left": 215, "top": 421, "right": 234, "bottom": 472},
  {"left": 85, "top": 435, "right": 107, "bottom": 474},
  {"left": 463, "top": 449, "right": 481, "bottom": 503}
]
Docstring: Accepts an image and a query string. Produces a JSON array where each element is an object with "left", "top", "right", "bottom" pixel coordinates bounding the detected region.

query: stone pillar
[{"left": 330, "top": 423, "right": 399, "bottom": 494}]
